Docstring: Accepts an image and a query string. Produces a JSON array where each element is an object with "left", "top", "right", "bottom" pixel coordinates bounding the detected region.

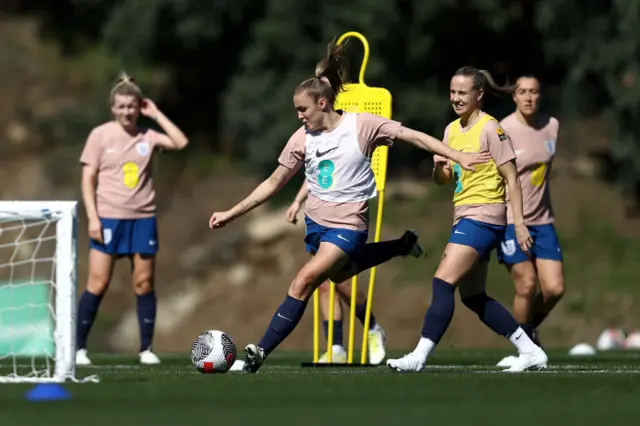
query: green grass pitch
[{"left": 1, "top": 350, "right": 639, "bottom": 426}]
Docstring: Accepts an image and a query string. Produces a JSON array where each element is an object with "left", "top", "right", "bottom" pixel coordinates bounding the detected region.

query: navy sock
[
  {"left": 258, "top": 295, "right": 307, "bottom": 355},
  {"left": 531, "top": 311, "right": 548, "bottom": 329},
  {"left": 76, "top": 290, "right": 103, "bottom": 350},
  {"left": 519, "top": 323, "right": 535, "bottom": 338},
  {"left": 322, "top": 320, "right": 344, "bottom": 346},
  {"left": 137, "top": 292, "right": 157, "bottom": 352},
  {"left": 461, "top": 293, "right": 519, "bottom": 338},
  {"left": 355, "top": 302, "right": 376, "bottom": 329},
  {"left": 420, "top": 278, "right": 456, "bottom": 343}
]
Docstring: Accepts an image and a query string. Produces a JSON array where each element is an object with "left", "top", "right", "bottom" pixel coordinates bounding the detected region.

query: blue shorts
[
  {"left": 89, "top": 217, "right": 159, "bottom": 256},
  {"left": 448, "top": 218, "right": 505, "bottom": 262},
  {"left": 304, "top": 216, "right": 368, "bottom": 257},
  {"left": 497, "top": 223, "right": 563, "bottom": 265}
]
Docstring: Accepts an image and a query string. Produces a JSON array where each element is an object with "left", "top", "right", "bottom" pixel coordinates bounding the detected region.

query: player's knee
[
  {"left": 86, "top": 271, "right": 110, "bottom": 296},
  {"left": 541, "top": 278, "right": 565, "bottom": 301},
  {"left": 317, "top": 281, "right": 331, "bottom": 295},
  {"left": 288, "top": 271, "right": 318, "bottom": 301},
  {"left": 132, "top": 271, "right": 154, "bottom": 295},
  {"left": 513, "top": 273, "right": 536, "bottom": 298}
]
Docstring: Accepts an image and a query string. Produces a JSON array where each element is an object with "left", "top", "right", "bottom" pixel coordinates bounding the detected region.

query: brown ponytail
[
  {"left": 294, "top": 39, "right": 349, "bottom": 107},
  {"left": 454, "top": 66, "right": 515, "bottom": 96},
  {"left": 109, "top": 71, "right": 142, "bottom": 104}
]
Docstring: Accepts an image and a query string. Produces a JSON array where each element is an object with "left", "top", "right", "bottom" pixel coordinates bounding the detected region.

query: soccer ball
[
  {"left": 191, "top": 330, "right": 237, "bottom": 373},
  {"left": 625, "top": 330, "right": 640, "bottom": 350},
  {"left": 596, "top": 328, "right": 626, "bottom": 351}
]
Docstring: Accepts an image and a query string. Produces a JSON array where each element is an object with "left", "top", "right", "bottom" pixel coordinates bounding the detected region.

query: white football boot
[
  {"left": 318, "top": 345, "right": 347, "bottom": 363},
  {"left": 496, "top": 355, "right": 518, "bottom": 368},
  {"left": 243, "top": 344, "right": 265, "bottom": 374},
  {"left": 386, "top": 352, "right": 426, "bottom": 372},
  {"left": 367, "top": 324, "right": 387, "bottom": 365},
  {"left": 76, "top": 349, "right": 92, "bottom": 366},
  {"left": 503, "top": 347, "right": 548, "bottom": 373},
  {"left": 139, "top": 349, "right": 161, "bottom": 365}
]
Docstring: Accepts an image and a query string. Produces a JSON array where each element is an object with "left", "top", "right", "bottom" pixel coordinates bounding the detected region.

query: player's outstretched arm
[
  {"left": 395, "top": 126, "right": 490, "bottom": 172},
  {"left": 209, "top": 165, "right": 296, "bottom": 229},
  {"left": 498, "top": 160, "right": 532, "bottom": 253}
]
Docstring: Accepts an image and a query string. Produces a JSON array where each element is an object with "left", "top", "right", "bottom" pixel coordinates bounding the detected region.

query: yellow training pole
[
  {"left": 361, "top": 192, "right": 385, "bottom": 364},
  {"left": 313, "top": 290, "right": 319, "bottom": 363},
  {"left": 347, "top": 276, "right": 357, "bottom": 363},
  {"left": 327, "top": 281, "right": 336, "bottom": 363}
]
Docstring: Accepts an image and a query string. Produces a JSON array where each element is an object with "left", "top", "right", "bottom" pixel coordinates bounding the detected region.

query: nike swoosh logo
[{"left": 316, "top": 147, "right": 338, "bottom": 157}]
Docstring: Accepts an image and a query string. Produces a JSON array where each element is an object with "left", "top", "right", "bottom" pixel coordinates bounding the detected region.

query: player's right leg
[
  {"left": 243, "top": 241, "right": 351, "bottom": 373},
  {"left": 317, "top": 280, "right": 347, "bottom": 363},
  {"left": 336, "top": 280, "right": 387, "bottom": 365},
  {"left": 76, "top": 219, "right": 118, "bottom": 366}
]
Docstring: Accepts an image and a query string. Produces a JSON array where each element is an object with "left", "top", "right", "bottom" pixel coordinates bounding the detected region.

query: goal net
[{"left": 0, "top": 201, "right": 97, "bottom": 383}]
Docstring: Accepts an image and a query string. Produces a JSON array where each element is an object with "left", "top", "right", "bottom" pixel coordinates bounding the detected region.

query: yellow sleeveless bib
[{"left": 448, "top": 114, "right": 506, "bottom": 207}]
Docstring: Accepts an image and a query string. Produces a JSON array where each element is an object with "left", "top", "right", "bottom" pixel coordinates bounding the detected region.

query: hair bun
[{"left": 117, "top": 71, "right": 135, "bottom": 84}]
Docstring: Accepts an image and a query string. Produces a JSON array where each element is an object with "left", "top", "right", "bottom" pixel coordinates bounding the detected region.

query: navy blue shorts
[
  {"left": 89, "top": 217, "right": 159, "bottom": 256},
  {"left": 448, "top": 218, "right": 505, "bottom": 262},
  {"left": 497, "top": 223, "right": 563, "bottom": 265},
  {"left": 304, "top": 216, "right": 368, "bottom": 257}
]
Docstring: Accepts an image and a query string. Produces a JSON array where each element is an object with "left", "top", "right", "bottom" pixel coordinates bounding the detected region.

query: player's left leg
[
  {"left": 516, "top": 224, "right": 565, "bottom": 344},
  {"left": 529, "top": 224, "right": 565, "bottom": 333},
  {"left": 130, "top": 216, "right": 161, "bottom": 365},
  {"left": 532, "top": 259, "right": 564, "bottom": 326},
  {"left": 336, "top": 280, "right": 387, "bottom": 365}
]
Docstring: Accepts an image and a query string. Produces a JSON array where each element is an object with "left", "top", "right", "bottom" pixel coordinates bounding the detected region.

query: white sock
[
  {"left": 509, "top": 327, "right": 539, "bottom": 354},
  {"left": 413, "top": 337, "right": 436, "bottom": 359}
]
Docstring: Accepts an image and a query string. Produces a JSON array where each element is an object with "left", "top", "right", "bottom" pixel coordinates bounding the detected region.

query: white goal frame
[{"left": 0, "top": 201, "right": 79, "bottom": 383}]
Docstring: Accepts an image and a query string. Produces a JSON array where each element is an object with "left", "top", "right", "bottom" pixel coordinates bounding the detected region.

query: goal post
[{"left": 0, "top": 201, "right": 96, "bottom": 383}]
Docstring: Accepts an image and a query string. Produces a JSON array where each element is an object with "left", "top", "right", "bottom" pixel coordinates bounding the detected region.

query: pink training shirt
[
  {"left": 80, "top": 121, "right": 162, "bottom": 219},
  {"left": 278, "top": 112, "right": 401, "bottom": 231},
  {"left": 442, "top": 114, "right": 516, "bottom": 226},
  {"left": 500, "top": 113, "right": 559, "bottom": 225}
]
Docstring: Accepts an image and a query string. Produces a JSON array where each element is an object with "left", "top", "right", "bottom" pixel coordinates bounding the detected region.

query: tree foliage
[{"left": 4, "top": 0, "right": 640, "bottom": 202}]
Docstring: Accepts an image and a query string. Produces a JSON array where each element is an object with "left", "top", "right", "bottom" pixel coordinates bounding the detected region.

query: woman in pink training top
[
  {"left": 77, "top": 73, "right": 189, "bottom": 366},
  {"left": 496, "top": 74, "right": 565, "bottom": 368},
  {"left": 208, "top": 39, "right": 490, "bottom": 373}
]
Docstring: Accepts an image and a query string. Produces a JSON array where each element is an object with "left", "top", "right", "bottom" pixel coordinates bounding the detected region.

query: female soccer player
[
  {"left": 209, "top": 40, "right": 491, "bottom": 373},
  {"left": 77, "top": 73, "right": 189, "bottom": 365},
  {"left": 285, "top": 181, "right": 387, "bottom": 365},
  {"left": 387, "top": 66, "right": 548, "bottom": 373},
  {"left": 495, "top": 75, "right": 564, "bottom": 368}
]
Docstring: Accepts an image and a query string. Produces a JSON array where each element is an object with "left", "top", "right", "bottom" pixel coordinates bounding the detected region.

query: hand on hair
[{"left": 140, "top": 98, "right": 160, "bottom": 120}]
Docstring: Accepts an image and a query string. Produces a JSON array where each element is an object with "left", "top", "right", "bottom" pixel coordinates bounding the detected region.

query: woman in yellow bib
[{"left": 388, "top": 66, "right": 548, "bottom": 373}]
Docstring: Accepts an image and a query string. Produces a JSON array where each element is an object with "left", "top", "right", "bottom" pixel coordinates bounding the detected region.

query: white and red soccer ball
[
  {"left": 596, "top": 328, "right": 627, "bottom": 351},
  {"left": 191, "top": 330, "right": 237, "bottom": 373}
]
